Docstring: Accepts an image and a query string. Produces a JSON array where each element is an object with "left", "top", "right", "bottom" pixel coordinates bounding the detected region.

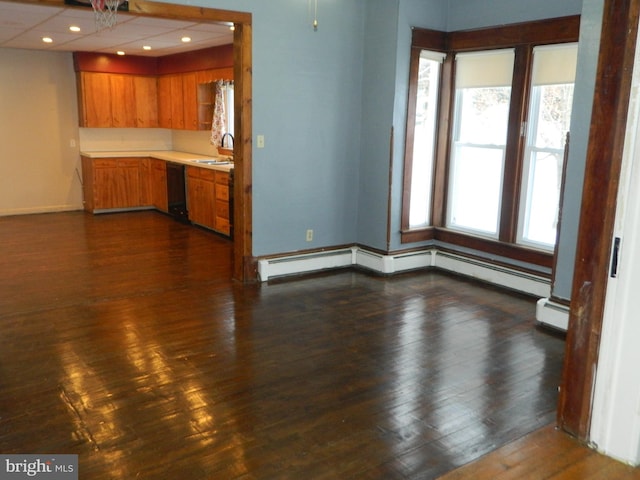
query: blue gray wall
[
  {"left": 161, "top": 0, "right": 596, "bottom": 299},
  {"left": 552, "top": 0, "right": 604, "bottom": 300}
]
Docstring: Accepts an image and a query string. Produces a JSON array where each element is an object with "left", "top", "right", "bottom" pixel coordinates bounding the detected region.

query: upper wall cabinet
[
  {"left": 157, "top": 72, "right": 199, "bottom": 130},
  {"left": 77, "top": 72, "right": 158, "bottom": 128},
  {"left": 74, "top": 46, "right": 233, "bottom": 130}
]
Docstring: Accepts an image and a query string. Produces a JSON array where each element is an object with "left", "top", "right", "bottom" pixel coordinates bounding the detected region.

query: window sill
[{"left": 401, "top": 226, "right": 553, "bottom": 269}]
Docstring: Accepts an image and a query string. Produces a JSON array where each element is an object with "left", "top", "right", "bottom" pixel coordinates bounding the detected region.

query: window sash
[{"left": 446, "top": 50, "right": 514, "bottom": 237}]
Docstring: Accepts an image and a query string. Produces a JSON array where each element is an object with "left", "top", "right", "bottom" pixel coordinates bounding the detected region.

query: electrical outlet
[{"left": 306, "top": 229, "right": 313, "bottom": 242}]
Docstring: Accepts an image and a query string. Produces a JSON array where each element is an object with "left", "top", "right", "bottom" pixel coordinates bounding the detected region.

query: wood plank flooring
[
  {"left": 0, "top": 211, "right": 591, "bottom": 478},
  {"left": 438, "top": 424, "right": 640, "bottom": 479}
]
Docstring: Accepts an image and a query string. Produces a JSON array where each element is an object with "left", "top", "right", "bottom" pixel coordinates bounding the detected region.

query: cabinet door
[
  {"left": 150, "top": 159, "right": 168, "bottom": 212},
  {"left": 81, "top": 156, "right": 95, "bottom": 212},
  {"left": 134, "top": 76, "right": 159, "bottom": 128},
  {"left": 187, "top": 167, "right": 215, "bottom": 229},
  {"left": 80, "top": 72, "right": 112, "bottom": 127},
  {"left": 182, "top": 72, "right": 198, "bottom": 130},
  {"left": 93, "top": 159, "right": 120, "bottom": 209},
  {"left": 170, "top": 75, "right": 185, "bottom": 129},
  {"left": 118, "top": 159, "right": 142, "bottom": 207},
  {"left": 139, "top": 158, "right": 154, "bottom": 206},
  {"left": 110, "top": 74, "right": 136, "bottom": 127},
  {"left": 157, "top": 75, "right": 173, "bottom": 128}
]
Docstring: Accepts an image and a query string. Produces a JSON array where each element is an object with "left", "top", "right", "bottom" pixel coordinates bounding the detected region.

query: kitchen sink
[{"left": 193, "top": 159, "right": 230, "bottom": 165}]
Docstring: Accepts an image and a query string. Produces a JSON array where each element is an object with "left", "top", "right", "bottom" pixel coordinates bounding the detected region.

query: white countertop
[{"left": 80, "top": 150, "right": 234, "bottom": 172}]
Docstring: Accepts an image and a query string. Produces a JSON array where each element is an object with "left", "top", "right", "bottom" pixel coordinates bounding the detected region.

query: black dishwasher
[{"left": 166, "top": 163, "right": 189, "bottom": 222}]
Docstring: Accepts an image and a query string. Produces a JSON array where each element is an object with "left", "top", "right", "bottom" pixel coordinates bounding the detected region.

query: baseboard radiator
[{"left": 257, "top": 246, "right": 551, "bottom": 298}]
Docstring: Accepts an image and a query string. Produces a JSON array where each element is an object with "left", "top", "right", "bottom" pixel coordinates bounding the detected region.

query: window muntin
[
  {"left": 447, "top": 49, "right": 514, "bottom": 237},
  {"left": 518, "top": 44, "right": 577, "bottom": 249},
  {"left": 407, "top": 51, "right": 444, "bottom": 228}
]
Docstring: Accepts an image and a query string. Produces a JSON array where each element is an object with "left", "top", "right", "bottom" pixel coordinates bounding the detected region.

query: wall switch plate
[
  {"left": 257, "top": 135, "right": 265, "bottom": 148},
  {"left": 306, "top": 229, "right": 313, "bottom": 242}
]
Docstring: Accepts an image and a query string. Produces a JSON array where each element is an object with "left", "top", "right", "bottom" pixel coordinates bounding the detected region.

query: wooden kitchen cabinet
[
  {"left": 78, "top": 72, "right": 112, "bottom": 127},
  {"left": 78, "top": 72, "right": 158, "bottom": 128},
  {"left": 158, "top": 73, "right": 187, "bottom": 129},
  {"left": 186, "top": 166, "right": 216, "bottom": 230},
  {"left": 157, "top": 75, "right": 173, "bottom": 128},
  {"left": 149, "top": 159, "right": 168, "bottom": 212},
  {"left": 157, "top": 72, "right": 199, "bottom": 130},
  {"left": 109, "top": 74, "right": 135, "bottom": 127},
  {"left": 81, "top": 156, "right": 145, "bottom": 211},
  {"left": 133, "top": 76, "right": 159, "bottom": 128},
  {"left": 214, "top": 171, "right": 231, "bottom": 235},
  {"left": 182, "top": 72, "right": 198, "bottom": 130},
  {"left": 169, "top": 74, "right": 185, "bottom": 129},
  {"left": 186, "top": 166, "right": 231, "bottom": 236}
]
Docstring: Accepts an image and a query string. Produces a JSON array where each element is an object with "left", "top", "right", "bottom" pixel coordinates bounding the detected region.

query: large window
[
  {"left": 406, "top": 50, "right": 445, "bottom": 227},
  {"left": 518, "top": 44, "right": 577, "bottom": 248},
  {"left": 401, "top": 17, "right": 579, "bottom": 267},
  {"left": 448, "top": 50, "right": 515, "bottom": 237}
]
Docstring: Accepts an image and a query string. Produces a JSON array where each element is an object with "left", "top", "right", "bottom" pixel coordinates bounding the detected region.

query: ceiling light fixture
[
  {"left": 143, "top": 45, "right": 152, "bottom": 51},
  {"left": 69, "top": 25, "right": 81, "bottom": 32},
  {"left": 181, "top": 36, "right": 192, "bottom": 43},
  {"left": 42, "top": 37, "right": 53, "bottom": 43},
  {"left": 116, "top": 50, "right": 125, "bottom": 56}
]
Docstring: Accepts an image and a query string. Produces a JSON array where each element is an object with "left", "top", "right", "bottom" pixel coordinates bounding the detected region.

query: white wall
[
  {"left": 0, "top": 48, "right": 83, "bottom": 215},
  {"left": 590, "top": 26, "right": 640, "bottom": 466}
]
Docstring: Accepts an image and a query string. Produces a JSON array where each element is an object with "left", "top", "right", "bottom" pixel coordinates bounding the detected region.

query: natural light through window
[
  {"left": 518, "top": 43, "right": 577, "bottom": 249},
  {"left": 447, "top": 49, "right": 514, "bottom": 237},
  {"left": 408, "top": 51, "right": 444, "bottom": 227}
]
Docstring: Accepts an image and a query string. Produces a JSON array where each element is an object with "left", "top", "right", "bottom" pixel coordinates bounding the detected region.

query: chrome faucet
[{"left": 221, "top": 133, "right": 234, "bottom": 149}]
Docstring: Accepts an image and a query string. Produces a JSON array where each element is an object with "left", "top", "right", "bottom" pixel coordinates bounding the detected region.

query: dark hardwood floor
[{"left": 0, "top": 211, "right": 568, "bottom": 479}]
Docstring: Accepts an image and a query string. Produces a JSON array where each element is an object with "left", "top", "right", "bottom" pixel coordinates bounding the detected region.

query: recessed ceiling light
[
  {"left": 42, "top": 37, "right": 53, "bottom": 44},
  {"left": 229, "top": 25, "right": 235, "bottom": 31},
  {"left": 69, "top": 25, "right": 81, "bottom": 32},
  {"left": 143, "top": 45, "right": 152, "bottom": 51},
  {"left": 116, "top": 51, "right": 125, "bottom": 56},
  {"left": 181, "top": 36, "right": 191, "bottom": 43}
]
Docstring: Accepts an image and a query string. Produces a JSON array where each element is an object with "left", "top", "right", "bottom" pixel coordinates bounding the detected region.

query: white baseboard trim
[
  {"left": 257, "top": 246, "right": 551, "bottom": 297},
  {"left": 536, "top": 297, "right": 569, "bottom": 332},
  {"left": 257, "top": 247, "right": 356, "bottom": 281}
]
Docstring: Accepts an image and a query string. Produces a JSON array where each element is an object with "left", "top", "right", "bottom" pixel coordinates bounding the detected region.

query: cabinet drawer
[
  {"left": 187, "top": 166, "right": 216, "bottom": 181},
  {"left": 216, "top": 184, "right": 229, "bottom": 201},
  {"left": 215, "top": 171, "right": 229, "bottom": 185},
  {"left": 216, "top": 200, "right": 229, "bottom": 219},
  {"left": 94, "top": 158, "right": 140, "bottom": 168},
  {"left": 93, "top": 158, "right": 119, "bottom": 168}
]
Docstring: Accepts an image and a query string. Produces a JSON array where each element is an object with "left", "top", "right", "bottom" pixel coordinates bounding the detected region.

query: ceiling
[{"left": 0, "top": 0, "right": 234, "bottom": 57}]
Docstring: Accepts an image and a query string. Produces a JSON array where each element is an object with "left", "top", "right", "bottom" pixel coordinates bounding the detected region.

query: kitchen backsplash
[
  {"left": 79, "top": 128, "right": 219, "bottom": 157},
  {"left": 172, "top": 130, "right": 220, "bottom": 157},
  {"left": 79, "top": 128, "right": 172, "bottom": 151}
]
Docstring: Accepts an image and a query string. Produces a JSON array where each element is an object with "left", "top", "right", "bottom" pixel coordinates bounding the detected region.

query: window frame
[{"left": 400, "top": 16, "right": 580, "bottom": 269}]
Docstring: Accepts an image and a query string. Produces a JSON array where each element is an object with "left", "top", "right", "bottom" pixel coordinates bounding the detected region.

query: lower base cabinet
[
  {"left": 82, "top": 156, "right": 230, "bottom": 237},
  {"left": 214, "top": 170, "right": 230, "bottom": 235},
  {"left": 82, "top": 156, "right": 145, "bottom": 211},
  {"left": 186, "top": 166, "right": 231, "bottom": 236},
  {"left": 186, "top": 166, "right": 216, "bottom": 230}
]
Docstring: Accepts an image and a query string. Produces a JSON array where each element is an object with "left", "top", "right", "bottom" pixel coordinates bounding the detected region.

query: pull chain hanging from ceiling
[{"left": 309, "top": 0, "right": 318, "bottom": 31}]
